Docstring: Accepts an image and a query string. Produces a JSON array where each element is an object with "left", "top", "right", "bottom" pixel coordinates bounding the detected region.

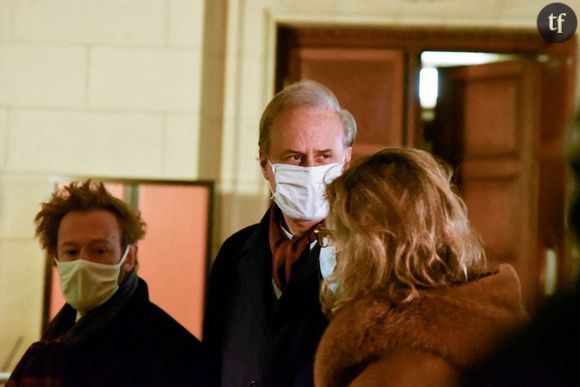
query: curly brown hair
[
  {"left": 321, "top": 147, "right": 487, "bottom": 313},
  {"left": 35, "top": 179, "right": 146, "bottom": 257}
]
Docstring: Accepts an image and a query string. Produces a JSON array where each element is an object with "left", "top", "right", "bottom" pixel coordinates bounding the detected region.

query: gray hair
[{"left": 258, "top": 80, "right": 357, "bottom": 153}]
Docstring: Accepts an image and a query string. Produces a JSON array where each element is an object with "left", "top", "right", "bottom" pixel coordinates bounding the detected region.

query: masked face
[
  {"left": 56, "top": 210, "right": 135, "bottom": 315},
  {"left": 55, "top": 246, "right": 129, "bottom": 314},
  {"left": 319, "top": 245, "right": 338, "bottom": 294},
  {"left": 317, "top": 226, "right": 338, "bottom": 293},
  {"left": 268, "top": 161, "right": 343, "bottom": 221},
  {"left": 260, "top": 106, "right": 352, "bottom": 222}
]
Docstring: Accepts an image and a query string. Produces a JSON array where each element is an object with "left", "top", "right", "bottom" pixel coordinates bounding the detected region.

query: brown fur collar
[{"left": 315, "top": 264, "right": 528, "bottom": 386}]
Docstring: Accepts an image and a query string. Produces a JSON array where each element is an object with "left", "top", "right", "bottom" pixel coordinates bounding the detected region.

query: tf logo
[{"left": 537, "top": 3, "right": 577, "bottom": 43}]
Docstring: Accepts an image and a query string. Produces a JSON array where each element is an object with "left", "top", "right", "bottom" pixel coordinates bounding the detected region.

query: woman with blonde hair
[{"left": 314, "top": 147, "right": 528, "bottom": 387}]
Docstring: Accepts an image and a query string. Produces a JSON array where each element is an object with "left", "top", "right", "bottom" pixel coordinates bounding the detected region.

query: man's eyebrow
[
  {"left": 59, "top": 239, "right": 111, "bottom": 247},
  {"left": 59, "top": 242, "right": 77, "bottom": 247},
  {"left": 315, "top": 149, "right": 335, "bottom": 154},
  {"left": 89, "top": 239, "right": 113, "bottom": 244},
  {"left": 281, "top": 149, "right": 305, "bottom": 155}
]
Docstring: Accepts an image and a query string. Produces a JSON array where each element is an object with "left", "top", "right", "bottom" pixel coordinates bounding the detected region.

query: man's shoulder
[
  {"left": 119, "top": 293, "right": 210, "bottom": 383},
  {"left": 146, "top": 303, "right": 198, "bottom": 335},
  {"left": 222, "top": 209, "right": 270, "bottom": 245},
  {"left": 134, "top": 297, "right": 203, "bottom": 349},
  {"left": 221, "top": 223, "right": 261, "bottom": 248},
  {"left": 211, "top": 223, "right": 262, "bottom": 269},
  {"left": 125, "top": 280, "right": 194, "bottom": 334},
  {"left": 208, "top": 219, "right": 270, "bottom": 281}
]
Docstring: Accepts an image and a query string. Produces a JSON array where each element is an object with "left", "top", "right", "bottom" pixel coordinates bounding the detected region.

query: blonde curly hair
[{"left": 321, "top": 147, "right": 486, "bottom": 313}]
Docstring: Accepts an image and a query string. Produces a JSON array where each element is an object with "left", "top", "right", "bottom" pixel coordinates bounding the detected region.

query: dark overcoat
[
  {"left": 7, "top": 271, "right": 210, "bottom": 387},
  {"left": 203, "top": 209, "right": 328, "bottom": 387}
]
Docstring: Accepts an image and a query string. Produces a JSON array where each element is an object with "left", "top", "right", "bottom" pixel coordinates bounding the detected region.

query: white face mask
[
  {"left": 319, "top": 245, "right": 338, "bottom": 293},
  {"left": 55, "top": 246, "right": 130, "bottom": 315},
  {"left": 269, "top": 161, "right": 343, "bottom": 221}
]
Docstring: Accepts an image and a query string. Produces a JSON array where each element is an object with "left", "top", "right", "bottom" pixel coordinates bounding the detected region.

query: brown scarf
[{"left": 269, "top": 204, "right": 319, "bottom": 291}]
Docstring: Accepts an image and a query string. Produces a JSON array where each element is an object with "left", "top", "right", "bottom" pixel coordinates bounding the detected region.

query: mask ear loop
[
  {"left": 267, "top": 160, "right": 277, "bottom": 196},
  {"left": 322, "top": 163, "right": 344, "bottom": 185},
  {"left": 118, "top": 245, "right": 131, "bottom": 265}
]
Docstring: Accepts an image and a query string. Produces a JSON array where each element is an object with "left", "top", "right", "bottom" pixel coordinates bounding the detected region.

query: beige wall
[
  {"left": 0, "top": 0, "right": 579, "bottom": 373},
  {"left": 0, "top": 0, "right": 209, "bottom": 371}
]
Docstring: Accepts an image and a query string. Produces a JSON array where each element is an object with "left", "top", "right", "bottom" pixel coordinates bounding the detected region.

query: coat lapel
[
  {"left": 274, "top": 244, "right": 322, "bottom": 322},
  {"left": 236, "top": 211, "right": 274, "bottom": 333}
]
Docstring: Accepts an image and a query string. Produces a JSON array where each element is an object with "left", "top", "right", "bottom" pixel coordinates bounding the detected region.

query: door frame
[{"left": 277, "top": 26, "right": 576, "bottom": 146}]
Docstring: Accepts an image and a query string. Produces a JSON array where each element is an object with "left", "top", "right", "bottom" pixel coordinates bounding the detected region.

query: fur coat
[{"left": 314, "top": 264, "right": 528, "bottom": 387}]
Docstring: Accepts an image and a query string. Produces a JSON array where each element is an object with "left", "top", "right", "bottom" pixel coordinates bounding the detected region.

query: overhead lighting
[
  {"left": 419, "top": 68, "right": 439, "bottom": 109},
  {"left": 421, "top": 51, "right": 505, "bottom": 67},
  {"left": 419, "top": 51, "right": 513, "bottom": 109}
]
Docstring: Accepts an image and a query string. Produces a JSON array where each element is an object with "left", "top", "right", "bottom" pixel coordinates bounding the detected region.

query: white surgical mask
[
  {"left": 269, "top": 161, "right": 343, "bottom": 221},
  {"left": 55, "top": 246, "right": 130, "bottom": 315},
  {"left": 319, "top": 245, "right": 338, "bottom": 293}
]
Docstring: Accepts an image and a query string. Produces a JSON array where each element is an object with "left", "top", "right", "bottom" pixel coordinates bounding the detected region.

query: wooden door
[
  {"left": 434, "top": 60, "right": 541, "bottom": 309},
  {"left": 283, "top": 47, "right": 406, "bottom": 157}
]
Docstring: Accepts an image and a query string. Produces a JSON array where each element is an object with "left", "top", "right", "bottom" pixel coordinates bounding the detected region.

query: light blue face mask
[{"left": 319, "top": 245, "right": 338, "bottom": 293}]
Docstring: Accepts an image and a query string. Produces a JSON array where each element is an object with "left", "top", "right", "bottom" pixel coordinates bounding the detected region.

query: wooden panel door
[
  {"left": 434, "top": 60, "right": 541, "bottom": 309},
  {"left": 284, "top": 48, "right": 405, "bottom": 158}
]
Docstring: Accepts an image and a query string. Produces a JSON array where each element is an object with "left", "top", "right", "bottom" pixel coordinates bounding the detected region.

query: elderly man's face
[{"left": 260, "top": 106, "right": 352, "bottom": 185}]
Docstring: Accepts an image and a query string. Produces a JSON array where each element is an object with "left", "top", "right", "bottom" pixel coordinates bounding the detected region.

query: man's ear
[
  {"left": 343, "top": 146, "right": 353, "bottom": 167},
  {"left": 123, "top": 244, "right": 138, "bottom": 272},
  {"left": 259, "top": 151, "right": 270, "bottom": 180}
]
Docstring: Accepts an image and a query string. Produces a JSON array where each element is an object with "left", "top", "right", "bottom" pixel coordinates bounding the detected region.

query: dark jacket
[
  {"left": 462, "top": 277, "right": 580, "bottom": 386},
  {"left": 314, "top": 264, "right": 528, "bottom": 387},
  {"left": 7, "top": 270, "right": 210, "bottom": 387},
  {"left": 203, "top": 209, "right": 328, "bottom": 387}
]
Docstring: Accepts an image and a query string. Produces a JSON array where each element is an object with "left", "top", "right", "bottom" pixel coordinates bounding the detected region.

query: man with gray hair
[{"left": 203, "top": 80, "right": 357, "bottom": 386}]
